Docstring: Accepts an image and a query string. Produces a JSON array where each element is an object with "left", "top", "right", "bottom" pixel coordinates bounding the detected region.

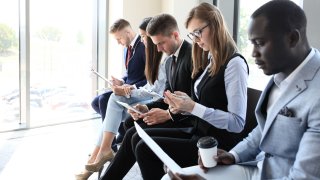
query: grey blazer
[{"left": 233, "top": 49, "right": 320, "bottom": 179}]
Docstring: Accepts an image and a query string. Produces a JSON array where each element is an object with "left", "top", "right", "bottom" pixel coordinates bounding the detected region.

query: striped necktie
[{"left": 126, "top": 45, "right": 132, "bottom": 69}]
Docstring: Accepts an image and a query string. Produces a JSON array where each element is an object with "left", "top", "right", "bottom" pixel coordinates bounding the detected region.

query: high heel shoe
[
  {"left": 85, "top": 151, "right": 115, "bottom": 172},
  {"left": 75, "top": 170, "right": 93, "bottom": 180}
]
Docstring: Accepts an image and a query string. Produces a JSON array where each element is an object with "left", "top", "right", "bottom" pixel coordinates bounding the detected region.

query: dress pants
[
  {"left": 100, "top": 120, "right": 191, "bottom": 180},
  {"left": 134, "top": 128, "right": 199, "bottom": 180},
  {"left": 161, "top": 165, "right": 260, "bottom": 180},
  {"left": 91, "top": 90, "right": 121, "bottom": 151}
]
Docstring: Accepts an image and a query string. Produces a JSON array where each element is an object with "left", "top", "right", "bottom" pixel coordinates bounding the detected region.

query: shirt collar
[
  {"left": 172, "top": 39, "right": 184, "bottom": 60},
  {"left": 274, "top": 48, "right": 315, "bottom": 88},
  {"left": 129, "top": 34, "right": 139, "bottom": 48}
]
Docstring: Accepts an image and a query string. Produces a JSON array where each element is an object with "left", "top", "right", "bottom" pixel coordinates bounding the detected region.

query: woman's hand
[
  {"left": 111, "top": 85, "right": 126, "bottom": 96},
  {"left": 164, "top": 90, "right": 195, "bottom": 114},
  {"left": 143, "top": 108, "right": 171, "bottom": 125}
]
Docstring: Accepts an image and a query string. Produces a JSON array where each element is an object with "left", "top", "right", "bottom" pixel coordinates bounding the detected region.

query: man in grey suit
[{"left": 167, "top": 0, "right": 320, "bottom": 179}]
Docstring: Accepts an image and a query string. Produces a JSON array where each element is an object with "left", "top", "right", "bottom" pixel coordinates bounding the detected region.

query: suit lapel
[
  {"left": 260, "top": 50, "right": 320, "bottom": 140},
  {"left": 255, "top": 78, "right": 274, "bottom": 128},
  {"left": 171, "top": 41, "right": 187, "bottom": 90}
]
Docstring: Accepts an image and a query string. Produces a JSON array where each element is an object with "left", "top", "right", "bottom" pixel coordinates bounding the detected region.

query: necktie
[
  {"left": 170, "top": 56, "right": 177, "bottom": 86},
  {"left": 170, "top": 55, "right": 176, "bottom": 85},
  {"left": 126, "top": 45, "right": 132, "bottom": 69}
]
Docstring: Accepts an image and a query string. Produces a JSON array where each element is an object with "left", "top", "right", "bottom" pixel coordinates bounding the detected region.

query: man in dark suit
[
  {"left": 100, "top": 14, "right": 193, "bottom": 179},
  {"left": 91, "top": 19, "right": 146, "bottom": 149}
]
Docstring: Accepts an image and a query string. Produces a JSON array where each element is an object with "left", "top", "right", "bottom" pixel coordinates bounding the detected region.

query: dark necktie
[
  {"left": 126, "top": 45, "right": 132, "bottom": 69},
  {"left": 170, "top": 55, "right": 176, "bottom": 85}
]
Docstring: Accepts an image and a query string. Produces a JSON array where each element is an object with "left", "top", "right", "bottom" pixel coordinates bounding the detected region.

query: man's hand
[
  {"left": 142, "top": 108, "right": 171, "bottom": 125},
  {"left": 214, "top": 149, "right": 236, "bottom": 165},
  {"left": 111, "top": 76, "right": 124, "bottom": 86},
  {"left": 168, "top": 170, "right": 205, "bottom": 180},
  {"left": 128, "top": 104, "right": 149, "bottom": 120},
  {"left": 197, "top": 149, "right": 235, "bottom": 173}
]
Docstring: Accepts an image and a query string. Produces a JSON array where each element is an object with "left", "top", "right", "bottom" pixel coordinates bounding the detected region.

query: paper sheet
[{"left": 134, "top": 122, "right": 184, "bottom": 174}]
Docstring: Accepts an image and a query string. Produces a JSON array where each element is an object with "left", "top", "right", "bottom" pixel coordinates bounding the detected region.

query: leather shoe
[
  {"left": 85, "top": 151, "right": 114, "bottom": 172},
  {"left": 115, "top": 134, "right": 124, "bottom": 144},
  {"left": 75, "top": 170, "right": 93, "bottom": 180}
]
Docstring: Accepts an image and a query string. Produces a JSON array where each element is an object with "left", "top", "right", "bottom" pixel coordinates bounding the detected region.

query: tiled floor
[{"left": 0, "top": 120, "right": 142, "bottom": 180}]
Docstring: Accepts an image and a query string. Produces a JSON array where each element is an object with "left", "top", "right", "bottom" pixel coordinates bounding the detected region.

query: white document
[
  {"left": 91, "top": 69, "right": 113, "bottom": 86},
  {"left": 134, "top": 122, "right": 184, "bottom": 174},
  {"left": 116, "top": 101, "right": 144, "bottom": 114}
]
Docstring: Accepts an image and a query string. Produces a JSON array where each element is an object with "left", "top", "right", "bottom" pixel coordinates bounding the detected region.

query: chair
[{"left": 239, "top": 88, "right": 262, "bottom": 139}]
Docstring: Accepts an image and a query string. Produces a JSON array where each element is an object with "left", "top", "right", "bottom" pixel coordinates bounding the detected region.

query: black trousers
[
  {"left": 135, "top": 128, "right": 199, "bottom": 180},
  {"left": 100, "top": 120, "right": 193, "bottom": 180},
  {"left": 91, "top": 91, "right": 112, "bottom": 120}
]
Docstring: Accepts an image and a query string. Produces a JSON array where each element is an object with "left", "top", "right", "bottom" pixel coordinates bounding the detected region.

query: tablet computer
[
  {"left": 91, "top": 69, "right": 113, "bottom": 86},
  {"left": 116, "top": 101, "right": 144, "bottom": 114},
  {"left": 139, "top": 86, "right": 164, "bottom": 99}
]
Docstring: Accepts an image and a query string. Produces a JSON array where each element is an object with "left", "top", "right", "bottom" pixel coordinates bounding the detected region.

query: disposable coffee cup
[{"left": 197, "top": 136, "right": 218, "bottom": 168}]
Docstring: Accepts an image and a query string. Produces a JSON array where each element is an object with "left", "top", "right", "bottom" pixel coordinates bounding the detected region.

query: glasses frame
[{"left": 187, "top": 24, "right": 209, "bottom": 41}]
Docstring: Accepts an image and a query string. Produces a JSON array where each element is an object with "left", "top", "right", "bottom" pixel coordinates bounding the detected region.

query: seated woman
[
  {"left": 132, "top": 3, "right": 249, "bottom": 179},
  {"left": 100, "top": 3, "right": 249, "bottom": 180},
  {"left": 75, "top": 17, "right": 165, "bottom": 180}
]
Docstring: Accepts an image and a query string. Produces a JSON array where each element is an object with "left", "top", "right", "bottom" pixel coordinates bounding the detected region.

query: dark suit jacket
[
  {"left": 123, "top": 36, "right": 147, "bottom": 87},
  {"left": 147, "top": 40, "right": 193, "bottom": 110}
]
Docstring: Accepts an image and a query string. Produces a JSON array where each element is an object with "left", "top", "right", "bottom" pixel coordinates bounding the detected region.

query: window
[
  {"left": 238, "top": 0, "right": 271, "bottom": 90},
  {"left": 0, "top": 0, "right": 20, "bottom": 131},
  {"left": 0, "top": 0, "right": 99, "bottom": 131},
  {"left": 29, "top": 0, "right": 96, "bottom": 126}
]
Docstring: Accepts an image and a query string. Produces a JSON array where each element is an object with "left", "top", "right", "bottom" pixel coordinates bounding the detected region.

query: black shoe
[
  {"left": 111, "top": 137, "right": 118, "bottom": 152},
  {"left": 115, "top": 134, "right": 124, "bottom": 144}
]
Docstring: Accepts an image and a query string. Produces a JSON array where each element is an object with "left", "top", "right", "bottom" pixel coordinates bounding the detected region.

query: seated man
[
  {"left": 91, "top": 19, "right": 147, "bottom": 146},
  {"left": 166, "top": 1, "right": 320, "bottom": 179}
]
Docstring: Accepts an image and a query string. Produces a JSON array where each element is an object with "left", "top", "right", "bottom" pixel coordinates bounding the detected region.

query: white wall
[
  {"left": 107, "top": 0, "right": 200, "bottom": 78},
  {"left": 217, "top": 1, "right": 235, "bottom": 36},
  {"left": 161, "top": 0, "right": 199, "bottom": 41},
  {"left": 107, "top": 0, "right": 163, "bottom": 78},
  {"left": 304, "top": 0, "right": 320, "bottom": 50}
]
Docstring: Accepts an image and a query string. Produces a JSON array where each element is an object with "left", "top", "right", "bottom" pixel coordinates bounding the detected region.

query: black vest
[{"left": 190, "top": 53, "right": 248, "bottom": 151}]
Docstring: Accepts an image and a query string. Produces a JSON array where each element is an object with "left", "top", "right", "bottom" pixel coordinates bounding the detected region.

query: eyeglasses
[{"left": 187, "top": 24, "right": 209, "bottom": 41}]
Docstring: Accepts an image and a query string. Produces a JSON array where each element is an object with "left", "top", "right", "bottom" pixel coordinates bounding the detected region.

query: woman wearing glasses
[{"left": 129, "top": 3, "right": 249, "bottom": 179}]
